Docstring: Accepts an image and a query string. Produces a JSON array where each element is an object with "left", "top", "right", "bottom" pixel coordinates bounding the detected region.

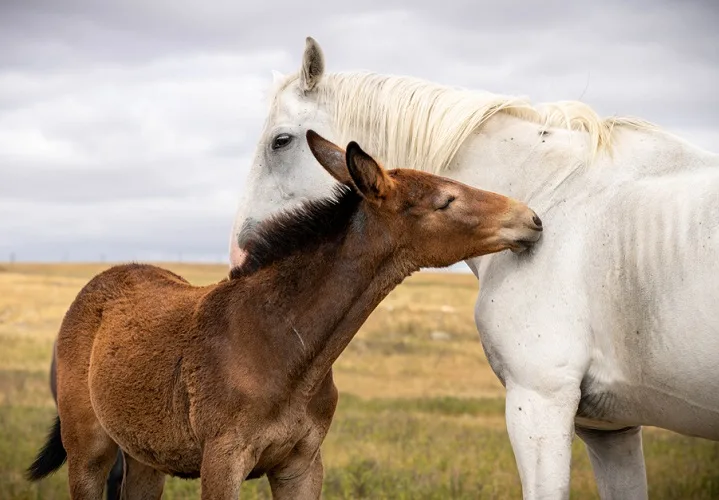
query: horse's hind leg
[
  {"left": 57, "top": 364, "right": 119, "bottom": 499},
  {"left": 575, "top": 425, "right": 648, "bottom": 500},
  {"left": 120, "top": 454, "right": 165, "bottom": 500},
  {"left": 105, "top": 450, "right": 124, "bottom": 500},
  {"left": 60, "top": 416, "right": 119, "bottom": 500}
]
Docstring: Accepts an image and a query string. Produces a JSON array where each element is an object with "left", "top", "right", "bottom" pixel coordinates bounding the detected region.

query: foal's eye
[
  {"left": 437, "top": 196, "right": 455, "bottom": 210},
  {"left": 271, "top": 134, "right": 293, "bottom": 150}
]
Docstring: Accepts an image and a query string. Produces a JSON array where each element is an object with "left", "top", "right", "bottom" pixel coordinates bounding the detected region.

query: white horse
[{"left": 230, "top": 37, "right": 719, "bottom": 499}]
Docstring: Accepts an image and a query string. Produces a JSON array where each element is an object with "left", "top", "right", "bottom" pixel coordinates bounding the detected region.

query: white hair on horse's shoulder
[{"left": 272, "top": 71, "right": 660, "bottom": 173}]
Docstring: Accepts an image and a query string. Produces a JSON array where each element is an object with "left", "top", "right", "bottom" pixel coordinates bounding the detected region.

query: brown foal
[{"left": 27, "top": 131, "right": 542, "bottom": 499}]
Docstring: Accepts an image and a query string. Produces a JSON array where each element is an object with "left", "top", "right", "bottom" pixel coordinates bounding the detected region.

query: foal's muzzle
[{"left": 509, "top": 209, "right": 543, "bottom": 254}]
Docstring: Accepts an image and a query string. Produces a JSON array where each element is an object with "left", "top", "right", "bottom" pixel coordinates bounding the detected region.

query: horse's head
[
  {"left": 230, "top": 37, "right": 543, "bottom": 267},
  {"left": 231, "top": 37, "right": 337, "bottom": 267},
  {"left": 305, "top": 131, "right": 542, "bottom": 267}
]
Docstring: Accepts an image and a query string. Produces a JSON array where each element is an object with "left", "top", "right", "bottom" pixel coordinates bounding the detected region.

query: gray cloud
[{"left": 1, "top": 0, "right": 717, "bottom": 262}]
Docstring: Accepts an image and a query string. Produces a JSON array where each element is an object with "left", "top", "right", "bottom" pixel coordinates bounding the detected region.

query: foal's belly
[{"left": 88, "top": 330, "right": 327, "bottom": 479}]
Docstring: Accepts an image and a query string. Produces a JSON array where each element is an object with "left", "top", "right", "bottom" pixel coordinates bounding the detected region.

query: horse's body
[
  {"left": 552, "top": 167, "right": 719, "bottom": 437},
  {"left": 229, "top": 38, "right": 719, "bottom": 499},
  {"left": 28, "top": 131, "right": 541, "bottom": 499}
]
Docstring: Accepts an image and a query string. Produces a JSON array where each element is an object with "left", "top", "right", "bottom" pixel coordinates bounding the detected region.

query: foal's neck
[{"left": 251, "top": 219, "right": 414, "bottom": 399}]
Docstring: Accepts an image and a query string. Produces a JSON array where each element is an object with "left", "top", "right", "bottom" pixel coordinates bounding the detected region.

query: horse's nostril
[
  {"left": 532, "top": 215, "right": 542, "bottom": 228},
  {"left": 237, "top": 218, "right": 260, "bottom": 246}
]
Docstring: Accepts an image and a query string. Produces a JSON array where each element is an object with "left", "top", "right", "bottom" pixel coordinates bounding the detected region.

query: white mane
[{"left": 275, "top": 71, "right": 659, "bottom": 174}]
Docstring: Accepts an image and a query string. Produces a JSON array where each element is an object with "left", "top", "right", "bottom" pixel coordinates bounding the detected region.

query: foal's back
[
  {"left": 57, "top": 263, "right": 199, "bottom": 353},
  {"left": 63, "top": 263, "right": 194, "bottom": 314}
]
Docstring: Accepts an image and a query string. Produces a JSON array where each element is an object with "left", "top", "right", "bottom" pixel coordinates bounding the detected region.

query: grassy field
[{"left": 0, "top": 262, "right": 717, "bottom": 499}]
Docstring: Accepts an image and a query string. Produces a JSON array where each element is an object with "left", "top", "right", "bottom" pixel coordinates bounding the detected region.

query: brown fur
[
  {"left": 28, "top": 131, "right": 542, "bottom": 499},
  {"left": 48, "top": 340, "right": 124, "bottom": 500}
]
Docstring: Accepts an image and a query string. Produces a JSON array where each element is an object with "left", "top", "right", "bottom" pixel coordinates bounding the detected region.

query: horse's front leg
[
  {"left": 505, "top": 380, "right": 581, "bottom": 500},
  {"left": 200, "top": 438, "right": 257, "bottom": 500},
  {"left": 575, "top": 425, "right": 647, "bottom": 500}
]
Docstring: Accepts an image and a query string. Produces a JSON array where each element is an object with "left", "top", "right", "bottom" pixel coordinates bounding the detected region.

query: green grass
[{"left": 1, "top": 263, "right": 717, "bottom": 498}]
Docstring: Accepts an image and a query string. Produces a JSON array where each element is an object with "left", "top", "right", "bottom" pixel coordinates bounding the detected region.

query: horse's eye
[
  {"left": 271, "top": 134, "right": 293, "bottom": 150},
  {"left": 437, "top": 196, "right": 455, "bottom": 210}
]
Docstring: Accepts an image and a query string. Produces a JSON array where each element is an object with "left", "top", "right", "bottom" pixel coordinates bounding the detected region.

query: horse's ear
[
  {"left": 299, "top": 37, "right": 324, "bottom": 93},
  {"left": 306, "top": 130, "right": 353, "bottom": 185},
  {"left": 345, "top": 142, "right": 395, "bottom": 203},
  {"left": 271, "top": 70, "right": 285, "bottom": 87}
]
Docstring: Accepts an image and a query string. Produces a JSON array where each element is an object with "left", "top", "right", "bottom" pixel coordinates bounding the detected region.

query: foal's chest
[{"left": 246, "top": 409, "right": 320, "bottom": 478}]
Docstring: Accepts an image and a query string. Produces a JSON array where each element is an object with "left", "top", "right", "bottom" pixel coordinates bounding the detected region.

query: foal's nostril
[{"left": 532, "top": 214, "right": 543, "bottom": 228}]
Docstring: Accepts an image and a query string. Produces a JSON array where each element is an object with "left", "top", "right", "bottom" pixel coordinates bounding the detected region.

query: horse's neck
[
  {"left": 422, "top": 114, "right": 586, "bottom": 213},
  {"left": 250, "top": 229, "right": 413, "bottom": 398},
  {"left": 445, "top": 114, "right": 718, "bottom": 211},
  {"left": 448, "top": 114, "right": 719, "bottom": 282}
]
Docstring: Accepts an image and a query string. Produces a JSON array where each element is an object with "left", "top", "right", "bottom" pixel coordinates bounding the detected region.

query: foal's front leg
[
  {"left": 268, "top": 450, "right": 324, "bottom": 500},
  {"left": 121, "top": 453, "right": 165, "bottom": 500},
  {"left": 200, "top": 438, "right": 257, "bottom": 500}
]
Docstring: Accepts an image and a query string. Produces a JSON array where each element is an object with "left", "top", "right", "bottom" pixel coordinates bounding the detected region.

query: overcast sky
[{"left": 1, "top": 0, "right": 717, "bottom": 263}]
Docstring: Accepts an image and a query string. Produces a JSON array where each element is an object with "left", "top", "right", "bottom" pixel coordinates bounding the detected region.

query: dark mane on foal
[{"left": 229, "top": 185, "right": 362, "bottom": 279}]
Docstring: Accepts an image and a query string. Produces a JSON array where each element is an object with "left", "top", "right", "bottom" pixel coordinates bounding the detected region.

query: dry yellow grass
[{"left": 0, "top": 262, "right": 717, "bottom": 499}]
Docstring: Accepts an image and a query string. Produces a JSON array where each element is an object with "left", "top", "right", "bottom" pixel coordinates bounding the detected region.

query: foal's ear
[
  {"left": 345, "top": 142, "right": 395, "bottom": 203},
  {"left": 306, "top": 130, "right": 353, "bottom": 185},
  {"left": 299, "top": 37, "right": 324, "bottom": 93}
]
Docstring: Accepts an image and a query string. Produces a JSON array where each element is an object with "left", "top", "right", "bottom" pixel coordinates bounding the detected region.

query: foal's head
[{"left": 306, "top": 131, "right": 542, "bottom": 268}]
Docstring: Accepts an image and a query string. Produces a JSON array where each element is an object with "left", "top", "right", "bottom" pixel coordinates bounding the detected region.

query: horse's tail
[
  {"left": 26, "top": 416, "right": 67, "bottom": 481},
  {"left": 27, "top": 340, "right": 66, "bottom": 482}
]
